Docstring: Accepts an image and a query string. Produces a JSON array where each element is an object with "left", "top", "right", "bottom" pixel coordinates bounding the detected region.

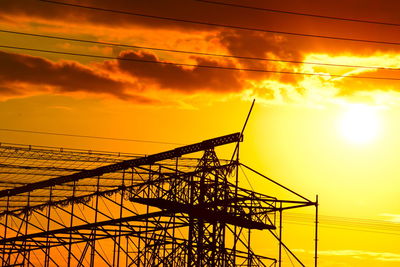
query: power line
[
  {"left": 282, "top": 211, "right": 400, "bottom": 236},
  {"left": 195, "top": 0, "right": 400, "bottom": 27},
  {"left": 2, "top": 44, "right": 400, "bottom": 81},
  {"left": 0, "top": 128, "right": 184, "bottom": 145},
  {"left": 284, "top": 212, "right": 400, "bottom": 233},
  {"left": 2, "top": 29, "right": 400, "bottom": 71},
  {"left": 288, "top": 212, "right": 400, "bottom": 227},
  {"left": 38, "top": 0, "right": 400, "bottom": 47},
  {"left": 287, "top": 220, "right": 400, "bottom": 236}
]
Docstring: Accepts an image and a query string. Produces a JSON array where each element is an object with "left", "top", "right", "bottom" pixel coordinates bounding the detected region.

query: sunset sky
[{"left": 1, "top": 0, "right": 400, "bottom": 265}]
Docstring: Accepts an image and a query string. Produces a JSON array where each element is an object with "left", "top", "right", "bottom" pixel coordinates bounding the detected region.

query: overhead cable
[
  {"left": 38, "top": 0, "right": 400, "bottom": 47},
  {"left": 0, "top": 128, "right": 184, "bottom": 145},
  {"left": 2, "top": 29, "right": 399, "bottom": 71},
  {"left": 195, "top": 0, "right": 400, "bottom": 27},
  {"left": 2, "top": 45, "right": 400, "bottom": 81}
]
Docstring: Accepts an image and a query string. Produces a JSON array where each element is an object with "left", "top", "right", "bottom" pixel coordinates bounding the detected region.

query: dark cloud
[
  {"left": 219, "top": 30, "right": 300, "bottom": 60},
  {"left": 0, "top": 0, "right": 209, "bottom": 31},
  {"left": 0, "top": 86, "right": 19, "bottom": 96},
  {"left": 2, "top": 0, "right": 400, "bottom": 55},
  {"left": 217, "top": 30, "right": 303, "bottom": 83},
  {"left": 0, "top": 50, "right": 163, "bottom": 104},
  {"left": 0, "top": 50, "right": 131, "bottom": 96},
  {"left": 2, "top": 0, "right": 399, "bottom": 48},
  {"left": 0, "top": 50, "right": 246, "bottom": 104},
  {"left": 113, "top": 50, "right": 244, "bottom": 93}
]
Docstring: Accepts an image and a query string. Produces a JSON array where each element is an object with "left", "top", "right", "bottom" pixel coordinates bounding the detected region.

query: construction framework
[{"left": 0, "top": 133, "right": 318, "bottom": 266}]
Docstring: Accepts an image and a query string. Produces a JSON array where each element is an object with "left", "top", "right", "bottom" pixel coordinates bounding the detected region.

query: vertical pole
[
  {"left": 137, "top": 233, "right": 141, "bottom": 267},
  {"left": 162, "top": 170, "right": 167, "bottom": 265},
  {"left": 197, "top": 155, "right": 206, "bottom": 267},
  {"left": 159, "top": 165, "right": 168, "bottom": 265},
  {"left": 278, "top": 203, "right": 283, "bottom": 267},
  {"left": 90, "top": 176, "right": 100, "bottom": 267},
  {"left": 220, "top": 163, "right": 227, "bottom": 267},
  {"left": 222, "top": 222, "right": 227, "bottom": 265},
  {"left": 44, "top": 186, "right": 53, "bottom": 267},
  {"left": 131, "top": 168, "right": 135, "bottom": 267},
  {"left": 117, "top": 170, "right": 125, "bottom": 266},
  {"left": 233, "top": 142, "right": 239, "bottom": 265},
  {"left": 171, "top": 157, "right": 178, "bottom": 263},
  {"left": 126, "top": 236, "right": 129, "bottom": 267},
  {"left": 27, "top": 248, "right": 31, "bottom": 267},
  {"left": 112, "top": 229, "right": 117, "bottom": 267},
  {"left": 187, "top": 165, "right": 195, "bottom": 267},
  {"left": 211, "top": 155, "right": 220, "bottom": 266},
  {"left": 144, "top": 202, "right": 149, "bottom": 266},
  {"left": 247, "top": 228, "right": 252, "bottom": 266},
  {"left": 68, "top": 181, "right": 76, "bottom": 267},
  {"left": 144, "top": 165, "right": 151, "bottom": 267},
  {"left": 314, "top": 195, "right": 319, "bottom": 267},
  {"left": 2, "top": 195, "right": 9, "bottom": 266},
  {"left": 22, "top": 192, "right": 31, "bottom": 266}
]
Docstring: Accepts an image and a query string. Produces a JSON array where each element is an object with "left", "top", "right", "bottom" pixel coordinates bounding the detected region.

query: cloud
[
  {"left": 217, "top": 30, "right": 303, "bottom": 84},
  {"left": 1, "top": 0, "right": 398, "bottom": 58},
  {"left": 0, "top": 85, "right": 20, "bottom": 96},
  {"left": 0, "top": 0, "right": 209, "bottom": 32},
  {"left": 109, "top": 50, "right": 244, "bottom": 93},
  {"left": 2, "top": 0, "right": 400, "bottom": 106},
  {"left": 334, "top": 68, "right": 400, "bottom": 97},
  {"left": 3, "top": 0, "right": 399, "bottom": 57},
  {"left": 0, "top": 49, "right": 247, "bottom": 104},
  {"left": 218, "top": 30, "right": 301, "bottom": 62},
  {"left": 0, "top": 50, "right": 159, "bottom": 103}
]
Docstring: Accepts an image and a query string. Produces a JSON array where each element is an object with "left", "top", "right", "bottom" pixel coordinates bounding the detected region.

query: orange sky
[{"left": 1, "top": 0, "right": 400, "bottom": 266}]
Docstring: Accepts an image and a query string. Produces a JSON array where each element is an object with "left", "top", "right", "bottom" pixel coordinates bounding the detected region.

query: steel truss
[{"left": 0, "top": 133, "right": 318, "bottom": 266}]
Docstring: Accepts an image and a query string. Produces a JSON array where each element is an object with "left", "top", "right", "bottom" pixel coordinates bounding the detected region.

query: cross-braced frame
[{"left": 0, "top": 133, "right": 318, "bottom": 266}]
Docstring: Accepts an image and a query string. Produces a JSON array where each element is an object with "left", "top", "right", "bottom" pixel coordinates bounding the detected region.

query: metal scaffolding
[{"left": 0, "top": 133, "right": 318, "bottom": 266}]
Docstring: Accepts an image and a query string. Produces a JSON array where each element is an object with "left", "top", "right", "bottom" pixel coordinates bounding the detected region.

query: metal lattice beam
[{"left": 0, "top": 133, "right": 242, "bottom": 199}]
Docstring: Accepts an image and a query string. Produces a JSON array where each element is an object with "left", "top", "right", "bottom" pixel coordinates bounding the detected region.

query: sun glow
[{"left": 339, "top": 104, "right": 381, "bottom": 144}]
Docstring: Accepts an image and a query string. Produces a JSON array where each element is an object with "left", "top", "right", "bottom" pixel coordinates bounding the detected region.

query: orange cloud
[
  {"left": 2, "top": 0, "right": 400, "bottom": 105},
  {"left": 0, "top": 50, "right": 160, "bottom": 103},
  {"left": 3, "top": 0, "right": 400, "bottom": 57},
  {"left": 0, "top": 49, "right": 248, "bottom": 103},
  {"left": 109, "top": 50, "right": 244, "bottom": 93}
]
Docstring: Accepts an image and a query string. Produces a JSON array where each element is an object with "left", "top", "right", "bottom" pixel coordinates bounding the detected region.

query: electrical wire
[
  {"left": 0, "top": 128, "right": 184, "bottom": 146},
  {"left": 283, "top": 246, "right": 295, "bottom": 267},
  {"left": 38, "top": 0, "right": 400, "bottom": 47},
  {"left": 240, "top": 164, "right": 400, "bottom": 237},
  {"left": 239, "top": 165, "right": 254, "bottom": 191},
  {"left": 195, "top": 0, "right": 400, "bottom": 27},
  {"left": 287, "top": 220, "right": 400, "bottom": 236},
  {"left": 284, "top": 212, "right": 400, "bottom": 237},
  {"left": 2, "top": 44, "right": 400, "bottom": 81},
  {"left": 284, "top": 212, "right": 400, "bottom": 235},
  {"left": 2, "top": 29, "right": 399, "bottom": 71},
  {"left": 287, "top": 212, "right": 400, "bottom": 227}
]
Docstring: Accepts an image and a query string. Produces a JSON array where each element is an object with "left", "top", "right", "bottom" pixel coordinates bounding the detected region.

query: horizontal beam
[
  {"left": 0, "top": 210, "right": 169, "bottom": 244},
  {"left": 130, "top": 198, "right": 275, "bottom": 230},
  {"left": 0, "top": 133, "right": 242, "bottom": 198}
]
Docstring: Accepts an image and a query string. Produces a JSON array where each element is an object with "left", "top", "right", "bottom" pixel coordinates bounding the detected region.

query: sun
[{"left": 338, "top": 104, "right": 381, "bottom": 144}]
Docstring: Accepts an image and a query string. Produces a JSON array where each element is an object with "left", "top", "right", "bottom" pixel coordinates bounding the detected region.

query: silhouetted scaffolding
[{"left": 0, "top": 133, "right": 318, "bottom": 266}]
